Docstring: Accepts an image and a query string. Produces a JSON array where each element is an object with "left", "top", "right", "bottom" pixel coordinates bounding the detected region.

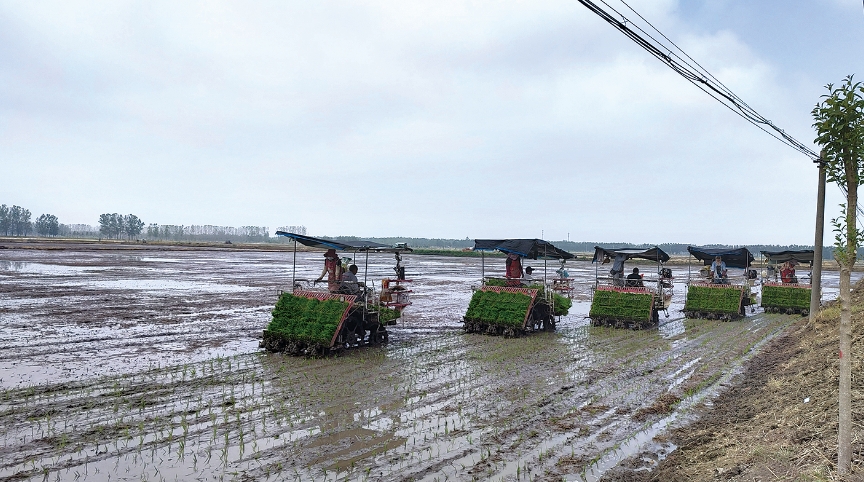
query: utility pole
[{"left": 810, "top": 153, "right": 827, "bottom": 323}]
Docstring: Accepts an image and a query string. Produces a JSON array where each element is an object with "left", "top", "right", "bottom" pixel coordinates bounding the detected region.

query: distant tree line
[
  {"left": 277, "top": 225, "right": 307, "bottom": 235},
  {"left": 98, "top": 214, "right": 145, "bottom": 239},
  {"left": 145, "top": 224, "right": 272, "bottom": 242},
  {"left": 0, "top": 204, "right": 62, "bottom": 237}
]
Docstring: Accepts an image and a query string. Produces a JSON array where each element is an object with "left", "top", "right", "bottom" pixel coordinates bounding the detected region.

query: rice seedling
[
  {"left": 684, "top": 285, "right": 744, "bottom": 315},
  {"left": 761, "top": 284, "right": 811, "bottom": 312}
]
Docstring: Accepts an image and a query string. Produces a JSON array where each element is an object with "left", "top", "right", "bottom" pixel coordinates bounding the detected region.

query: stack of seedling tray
[
  {"left": 261, "top": 290, "right": 355, "bottom": 356},
  {"left": 463, "top": 286, "right": 537, "bottom": 337},
  {"left": 761, "top": 282, "right": 811, "bottom": 315},
  {"left": 684, "top": 283, "right": 746, "bottom": 320},
  {"left": 483, "top": 278, "right": 572, "bottom": 316},
  {"left": 589, "top": 286, "right": 656, "bottom": 330}
]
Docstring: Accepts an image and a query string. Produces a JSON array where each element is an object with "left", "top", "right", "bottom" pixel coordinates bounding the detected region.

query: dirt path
[
  {"left": 0, "top": 244, "right": 859, "bottom": 481},
  {"left": 602, "top": 285, "right": 864, "bottom": 482}
]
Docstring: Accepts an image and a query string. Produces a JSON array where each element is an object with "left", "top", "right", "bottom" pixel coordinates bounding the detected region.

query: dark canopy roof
[
  {"left": 687, "top": 246, "right": 754, "bottom": 269},
  {"left": 592, "top": 246, "right": 670, "bottom": 263},
  {"left": 473, "top": 239, "right": 574, "bottom": 260},
  {"left": 761, "top": 250, "right": 814, "bottom": 264},
  {"left": 275, "top": 232, "right": 412, "bottom": 252}
]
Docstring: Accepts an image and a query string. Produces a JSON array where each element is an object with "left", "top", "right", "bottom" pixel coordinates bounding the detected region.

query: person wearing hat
[
  {"left": 710, "top": 256, "right": 728, "bottom": 284},
  {"left": 626, "top": 267, "right": 644, "bottom": 287},
  {"left": 316, "top": 248, "right": 343, "bottom": 292}
]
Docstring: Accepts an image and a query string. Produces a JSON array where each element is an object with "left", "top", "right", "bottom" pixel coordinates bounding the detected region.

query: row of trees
[
  {"left": 98, "top": 214, "right": 145, "bottom": 240},
  {"left": 144, "top": 224, "right": 272, "bottom": 242},
  {"left": 1, "top": 204, "right": 61, "bottom": 237},
  {"left": 0, "top": 205, "right": 33, "bottom": 236}
]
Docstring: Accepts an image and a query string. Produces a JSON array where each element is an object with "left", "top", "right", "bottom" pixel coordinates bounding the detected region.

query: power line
[
  {"left": 577, "top": 0, "right": 864, "bottom": 221},
  {"left": 577, "top": 0, "right": 821, "bottom": 163}
]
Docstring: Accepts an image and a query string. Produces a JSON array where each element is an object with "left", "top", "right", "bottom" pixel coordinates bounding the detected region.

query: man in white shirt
[{"left": 339, "top": 265, "right": 363, "bottom": 294}]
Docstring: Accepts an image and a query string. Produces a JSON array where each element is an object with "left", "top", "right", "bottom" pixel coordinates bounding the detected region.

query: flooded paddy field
[{"left": 0, "top": 245, "right": 859, "bottom": 481}]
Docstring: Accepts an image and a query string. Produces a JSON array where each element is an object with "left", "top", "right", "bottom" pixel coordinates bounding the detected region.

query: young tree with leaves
[{"left": 812, "top": 75, "right": 864, "bottom": 475}]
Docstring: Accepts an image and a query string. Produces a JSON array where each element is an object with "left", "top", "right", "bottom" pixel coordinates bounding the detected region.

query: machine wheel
[{"left": 369, "top": 326, "right": 389, "bottom": 344}]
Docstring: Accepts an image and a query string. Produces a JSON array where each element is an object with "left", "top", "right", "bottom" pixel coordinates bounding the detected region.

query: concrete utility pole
[{"left": 810, "top": 154, "right": 827, "bottom": 323}]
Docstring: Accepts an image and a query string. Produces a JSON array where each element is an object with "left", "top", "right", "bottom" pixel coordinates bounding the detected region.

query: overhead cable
[
  {"left": 577, "top": 0, "right": 821, "bottom": 164},
  {"left": 577, "top": 0, "right": 864, "bottom": 221}
]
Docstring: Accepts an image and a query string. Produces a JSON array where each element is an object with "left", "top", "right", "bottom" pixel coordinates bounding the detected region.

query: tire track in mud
[{"left": 2, "top": 316, "right": 797, "bottom": 481}]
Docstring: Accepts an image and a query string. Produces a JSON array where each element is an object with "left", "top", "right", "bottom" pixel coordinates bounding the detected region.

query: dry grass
[{"left": 649, "top": 281, "right": 864, "bottom": 482}]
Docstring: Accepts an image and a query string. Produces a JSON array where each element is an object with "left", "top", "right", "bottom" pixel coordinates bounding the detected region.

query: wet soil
[
  {"left": 0, "top": 242, "right": 859, "bottom": 481},
  {"left": 603, "top": 283, "right": 864, "bottom": 482}
]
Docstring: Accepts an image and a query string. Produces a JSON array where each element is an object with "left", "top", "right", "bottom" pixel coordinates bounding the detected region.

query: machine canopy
[
  {"left": 473, "top": 239, "right": 574, "bottom": 260},
  {"left": 761, "top": 250, "right": 814, "bottom": 265},
  {"left": 592, "top": 246, "right": 670, "bottom": 263},
  {"left": 687, "top": 246, "right": 754, "bottom": 269},
  {"left": 275, "top": 232, "right": 412, "bottom": 253}
]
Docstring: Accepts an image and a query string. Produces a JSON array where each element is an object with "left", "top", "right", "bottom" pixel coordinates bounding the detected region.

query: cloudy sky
[{"left": 1, "top": 1, "right": 862, "bottom": 245}]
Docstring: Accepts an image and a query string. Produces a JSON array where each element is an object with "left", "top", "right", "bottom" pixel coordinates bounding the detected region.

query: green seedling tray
[
  {"left": 684, "top": 284, "right": 744, "bottom": 315},
  {"left": 265, "top": 290, "right": 355, "bottom": 349},
  {"left": 762, "top": 283, "right": 811, "bottom": 310}
]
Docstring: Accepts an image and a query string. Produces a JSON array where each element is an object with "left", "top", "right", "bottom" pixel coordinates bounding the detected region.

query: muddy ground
[
  {"left": 0, "top": 242, "right": 858, "bottom": 481},
  {"left": 602, "top": 284, "right": 864, "bottom": 482}
]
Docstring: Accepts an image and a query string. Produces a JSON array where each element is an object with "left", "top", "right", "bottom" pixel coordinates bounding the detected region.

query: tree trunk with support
[{"left": 812, "top": 76, "right": 864, "bottom": 475}]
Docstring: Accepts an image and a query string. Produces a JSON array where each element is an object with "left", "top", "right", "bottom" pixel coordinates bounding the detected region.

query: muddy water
[{"left": 0, "top": 247, "right": 858, "bottom": 481}]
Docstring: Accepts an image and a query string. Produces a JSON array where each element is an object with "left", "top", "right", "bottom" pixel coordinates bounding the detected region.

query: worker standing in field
[
  {"left": 315, "top": 248, "right": 343, "bottom": 292},
  {"left": 505, "top": 253, "right": 523, "bottom": 287}
]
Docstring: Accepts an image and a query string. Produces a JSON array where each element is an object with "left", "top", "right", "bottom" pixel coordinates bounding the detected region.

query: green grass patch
[
  {"left": 589, "top": 290, "right": 653, "bottom": 322},
  {"left": 684, "top": 285, "right": 743, "bottom": 314},
  {"left": 265, "top": 293, "right": 350, "bottom": 346},
  {"left": 761, "top": 285, "right": 811, "bottom": 310},
  {"left": 464, "top": 290, "right": 533, "bottom": 328}
]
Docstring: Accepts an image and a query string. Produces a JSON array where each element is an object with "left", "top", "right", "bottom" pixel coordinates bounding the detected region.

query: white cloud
[{"left": 0, "top": 0, "right": 836, "bottom": 244}]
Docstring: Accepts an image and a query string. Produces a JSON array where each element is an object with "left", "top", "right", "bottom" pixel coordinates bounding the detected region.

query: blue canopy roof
[
  {"left": 275, "top": 232, "right": 411, "bottom": 252},
  {"left": 687, "top": 246, "right": 754, "bottom": 269}
]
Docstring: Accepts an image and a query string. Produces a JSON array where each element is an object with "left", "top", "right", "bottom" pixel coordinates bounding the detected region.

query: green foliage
[
  {"left": 589, "top": 290, "right": 653, "bottom": 322},
  {"left": 552, "top": 293, "right": 572, "bottom": 316},
  {"left": 35, "top": 214, "right": 59, "bottom": 237},
  {"left": 761, "top": 285, "right": 811, "bottom": 310},
  {"left": 377, "top": 305, "right": 400, "bottom": 324},
  {"left": 0, "top": 204, "right": 32, "bottom": 236},
  {"left": 464, "top": 290, "right": 533, "bottom": 328},
  {"left": 266, "top": 293, "right": 349, "bottom": 346},
  {"left": 482, "top": 280, "right": 570, "bottom": 315},
  {"left": 684, "top": 285, "right": 743, "bottom": 314},
  {"left": 813, "top": 76, "right": 864, "bottom": 267}
]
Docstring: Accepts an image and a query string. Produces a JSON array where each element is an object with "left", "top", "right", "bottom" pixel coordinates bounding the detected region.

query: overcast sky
[{"left": 2, "top": 1, "right": 862, "bottom": 245}]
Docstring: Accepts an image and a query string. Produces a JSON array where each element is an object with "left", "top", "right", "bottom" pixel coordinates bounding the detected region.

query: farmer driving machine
[
  {"left": 589, "top": 246, "right": 674, "bottom": 329},
  {"left": 760, "top": 249, "right": 813, "bottom": 315},
  {"left": 261, "top": 232, "right": 413, "bottom": 356},
  {"left": 463, "top": 239, "right": 575, "bottom": 337},
  {"left": 683, "top": 246, "right": 755, "bottom": 321}
]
